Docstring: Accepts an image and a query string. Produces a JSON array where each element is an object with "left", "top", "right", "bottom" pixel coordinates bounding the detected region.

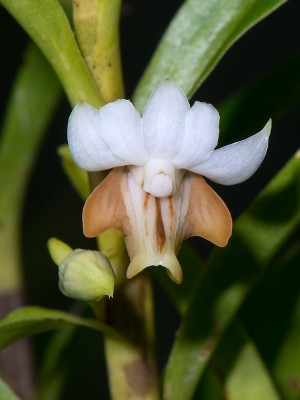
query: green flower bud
[
  {"left": 58, "top": 249, "right": 115, "bottom": 302},
  {"left": 47, "top": 238, "right": 115, "bottom": 302}
]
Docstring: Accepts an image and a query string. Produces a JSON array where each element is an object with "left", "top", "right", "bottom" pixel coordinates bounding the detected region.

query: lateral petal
[
  {"left": 173, "top": 101, "right": 219, "bottom": 169},
  {"left": 83, "top": 168, "right": 127, "bottom": 237},
  {"left": 191, "top": 120, "right": 271, "bottom": 185},
  {"left": 142, "top": 79, "right": 190, "bottom": 159},
  {"left": 185, "top": 173, "right": 232, "bottom": 247}
]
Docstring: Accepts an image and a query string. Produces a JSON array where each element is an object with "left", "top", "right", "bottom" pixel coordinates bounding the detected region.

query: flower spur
[{"left": 68, "top": 79, "right": 271, "bottom": 283}]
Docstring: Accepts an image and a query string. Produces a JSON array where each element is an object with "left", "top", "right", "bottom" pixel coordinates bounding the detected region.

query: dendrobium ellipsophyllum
[{"left": 68, "top": 80, "right": 271, "bottom": 284}]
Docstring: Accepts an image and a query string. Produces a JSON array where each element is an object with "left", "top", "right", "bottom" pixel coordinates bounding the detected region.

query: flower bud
[
  {"left": 59, "top": 249, "right": 115, "bottom": 301},
  {"left": 48, "top": 238, "right": 115, "bottom": 302}
]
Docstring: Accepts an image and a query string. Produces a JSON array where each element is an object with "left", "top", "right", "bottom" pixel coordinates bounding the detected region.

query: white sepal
[
  {"left": 68, "top": 102, "right": 114, "bottom": 171},
  {"left": 191, "top": 119, "right": 271, "bottom": 185},
  {"left": 67, "top": 100, "right": 145, "bottom": 171},
  {"left": 142, "top": 80, "right": 190, "bottom": 159}
]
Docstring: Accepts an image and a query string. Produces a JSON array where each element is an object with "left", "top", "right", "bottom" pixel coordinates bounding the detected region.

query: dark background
[{"left": 1, "top": 0, "right": 300, "bottom": 398}]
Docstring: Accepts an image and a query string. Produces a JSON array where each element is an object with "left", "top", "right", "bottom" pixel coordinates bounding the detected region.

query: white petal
[
  {"left": 142, "top": 79, "right": 190, "bottom": 159},
  {"left": 67, "top": 100, "right": 145, "bottom": 171},
  {"left": 173, "top": 102, "right": 219, "bottom": 169},
  {"left": 99, "top": 99, "right": 147, "bottom": 165},
  {"left": 191, "top": 120, "right": 271, "bottom": 185}
]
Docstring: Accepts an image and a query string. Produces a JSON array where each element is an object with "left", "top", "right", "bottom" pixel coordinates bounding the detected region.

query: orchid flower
[{"left": 67, "top": 80, "right": 271, "bottom": 284}]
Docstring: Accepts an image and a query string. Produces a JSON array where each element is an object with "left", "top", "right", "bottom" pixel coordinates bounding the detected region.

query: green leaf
[
  {"left": 163, "top": 152, "right": 300, "bottom": 400},
  {"left": 34, "top": 326, "right": 77, "bottom": 400},
  {"left": 240, "top": 241, "right": 300, "bottom": 400},
  {"left": 133, "top": 0, "right": 287, "bottom": 113},
  {"left": 0, "top": 43, "right": 62, "bottom": 292},
  {"left": 0, "top": 306, "right": 126, "bottom": 350},
  {"left": 0, "top": 377, "right": 21, "bottom": 400},
  {"left": 0, "top": 43, "right": 61, "bottom": 222},
  {"left": 219, "top": 52, "right": 300, "bottom": 146},
  {"left": 211, "top": 321, "right": 281, "bottom": 400},
  {"left": 194, "top": 323, "right": 281, "bottom": 400},
  {"left": 157, "top": 245, "right": 281, "bottom": 400},
  {"left": 194, "top": 367, "right": 225, "bottom": 400},
  {"left": 158, "top": 247, "right": 281, "bottom": 400},
  {"left": 271, "top": 250, "right": 300, "bottom": 400},
  {"left": 0, "top": 0, "right": 104, "bottom": 108}
]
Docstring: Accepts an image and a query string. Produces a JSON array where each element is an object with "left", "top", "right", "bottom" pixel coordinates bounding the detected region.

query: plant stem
[
  {"left": 104, "top": 275, "right": 159, "bottom": 400},
  {"left": 72, "top": 0, "right": 125, "bottom": 102},
  {"left": 98, "top": 232, "right": 159, "bottom": 399}
]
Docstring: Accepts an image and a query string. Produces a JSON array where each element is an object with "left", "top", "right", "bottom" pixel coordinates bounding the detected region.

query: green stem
[
  {"left": 98, "top": 232, "right": 159, "bottom": 399},
  {"left": 105, "top": 275, "right": 159, "bottom": 400},
  {"left": 73, "top": 0, "right": 125, "bottom": 102},
  {"left": 97, "top": 230, "right": 128, "bottom": 285}
]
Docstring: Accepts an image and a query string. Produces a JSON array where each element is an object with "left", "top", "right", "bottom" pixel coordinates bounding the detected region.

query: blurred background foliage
[{"left": 0, "top": 0, "right": 300, "bottom": 399}]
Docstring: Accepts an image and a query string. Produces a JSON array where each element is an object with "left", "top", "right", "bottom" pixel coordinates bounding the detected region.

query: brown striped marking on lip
[
  {"left": 167, "top": 196, "right": 175, "bottom": 236},
  {"left": 143, "top": 192, "right": 150, "bottom": 237},
  {"left": 155, "top": 197, "right": 166, "bottom": 253}
]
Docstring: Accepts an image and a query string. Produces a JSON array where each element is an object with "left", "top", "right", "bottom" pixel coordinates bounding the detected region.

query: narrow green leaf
[
  {"left": 194, "top": 323, "right": 281, "bottom": 400},
  {"left": 271, "top": 245, "right": 300, "bottom": 400},
  {"left": 0, "top": 0, "right": 104, "bottom": 108},
  {"left": 0, "top": 377, "right": 21, "bottom": 400},
  {"left": 158, "top": 246, "right": 281, "bottom": 400},
  {"left": 240, "top": 241, "right": 300, "bottom": 400},
  {"left": 34, "top": 327, "right": 77, "bottom": 400},
  {"left": 133, "top": 0, "right": 287, "bottom": 113},
  {"left": 164, "top": 152, "right": 300, "bottom": 400},
  {"left": 194, "top": 367, "right": 225, "bottom": 400},
  {"left": 0, "top": 306, "right": 126, "bottom": 350},
  {"left": 0, "top": 43, "right": 61, "bottom": 223},
  {"left": 0, "top": 43, "right": 62, "bottom": 293},
  {"left": 212, "top": 321, "right": 281, "bottom": 400}
]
